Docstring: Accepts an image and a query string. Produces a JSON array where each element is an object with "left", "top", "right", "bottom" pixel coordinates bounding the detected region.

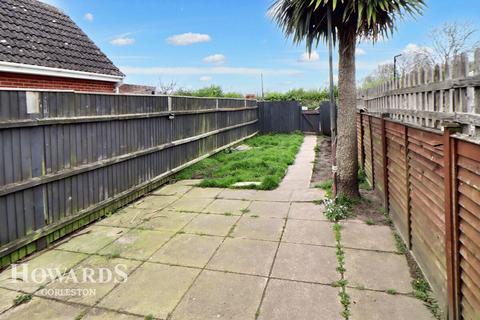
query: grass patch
[
  {"left": 393, "top": 232, "right": 407, "bottom": 255},
  {"left": 13, "top": 294, "right": 32, "bottom": 306},
  {"left": 412, "top": 278, "right": 441, "bottom": 318},
  {"left": 357, "top": 169, "right": 371, "bottom": 190},
  {"left": 386, "top": 288, "right": 398, "bottom": 295},
  {"left": 315, "top": 179, "right": 333, "bottom": 199},
  {"left": 175, "top": 133, "right": 304, "bottom": 190},
  {"left": 333, "top": 223, "right": 350, "bottom": 319}
]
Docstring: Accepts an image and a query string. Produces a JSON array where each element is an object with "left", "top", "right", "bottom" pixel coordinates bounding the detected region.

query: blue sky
[{"left": 44, "top": 0, "right": 480, "bottom": 94}]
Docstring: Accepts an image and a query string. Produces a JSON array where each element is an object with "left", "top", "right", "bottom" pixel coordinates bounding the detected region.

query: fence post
[
  {"left": 442, "top": 122, "right": 461, "bottom": 320},
  {"left": 380, "top": 114, "right": 389, "bottom": 211},
  {"left": 358, "top": 112, "right": 365, "bottom": 170},
  {"left": 404, "top": 124, "right": 412, "bottom": 249},
  {"left": 368, "top": 115, "right": 375, "bottom": 189}
]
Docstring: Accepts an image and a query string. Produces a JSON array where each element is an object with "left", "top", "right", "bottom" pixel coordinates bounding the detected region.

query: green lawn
[{"left": 175, "top": 133, "right": 304, "bottom": 190}]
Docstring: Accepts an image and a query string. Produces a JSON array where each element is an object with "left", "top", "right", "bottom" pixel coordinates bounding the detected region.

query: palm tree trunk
[{"left": 336, "top": 29, "right": 359, "bottom": 198}]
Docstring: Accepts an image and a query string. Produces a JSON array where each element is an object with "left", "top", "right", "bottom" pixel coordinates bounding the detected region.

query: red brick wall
[{"left": 0, "top": 72, "right": 117, "bottom": 92}]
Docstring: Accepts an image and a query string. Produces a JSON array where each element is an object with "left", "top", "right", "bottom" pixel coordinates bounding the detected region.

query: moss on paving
[{"left": 175, "top": 133, "right": 304, "bottom": 190}]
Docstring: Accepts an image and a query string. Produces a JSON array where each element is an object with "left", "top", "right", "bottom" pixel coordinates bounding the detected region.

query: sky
[{"left": 43, "top": 0, "right": 480, "bottom": 94}]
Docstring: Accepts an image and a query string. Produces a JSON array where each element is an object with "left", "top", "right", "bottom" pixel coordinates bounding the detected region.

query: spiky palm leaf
[{"left": 269, "top": 0, "right": 425, "bottom": 52}]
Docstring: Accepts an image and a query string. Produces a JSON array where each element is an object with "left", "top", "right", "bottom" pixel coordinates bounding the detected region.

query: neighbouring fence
[
  {"left": 358, "top": 51, "right": 480, "bottom": 320},
  {"left": 257, "top": 101, "right": 330, "bottom": 135},
  {"left": 0, "top": 90, "right": 258, "bottom": 267}
]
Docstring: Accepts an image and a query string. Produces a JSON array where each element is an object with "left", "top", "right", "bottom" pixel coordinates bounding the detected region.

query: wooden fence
[
  {"left": 258, "top": 101, "right": 329, "bottom": 134},
  {"left": 0, "top": 90, "right": 258, "bottom": 268},
  {"left": 358, "top": 50, "right": 480, "bottom": 320}
]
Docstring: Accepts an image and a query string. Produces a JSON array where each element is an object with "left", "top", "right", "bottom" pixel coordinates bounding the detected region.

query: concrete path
[{"left": 0, "top": 135, "right": 433, "bottom": 320}]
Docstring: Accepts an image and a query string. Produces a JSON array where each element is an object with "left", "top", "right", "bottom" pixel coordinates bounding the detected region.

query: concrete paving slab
[
  {"left": 288, "top": 202, "right": 327, "bottom": 221},
  {"left": 290, "top": 189, "right": 325, "bottom": 202},
  {"left": 0, "top": 288, "right": 20, "bottom": 313},
  {"left": 272, "top": 243, "right": 338, "bottom": 284},
  {"left": 171, "top": 270, "right": 267, "bottom": 320},
  {"left": 182, "top": 214, "right": 238, "bottom": 236},
  {"left": 217, "top": 189, "right": 259, "bottom": 200},
  {"left": 341, "top": 222, "right": 397, "bottom": 252},
  {"left": 55, "top": 225, "right": 127, "bottom": 254},
  {"left": 349, "top": 288, "right": 434, "bottom": 320},
  {"left": 282, "top": 220, "right": 335, "bottom": 246},
  {"left": 133, "top": 195, "right": 179, "bottom": 210},
  {"left": 152, "top": 184, "right": 193, "bottom": 196},
  {"left": 232, "top": 216, "right": 284, "bottom": 241},
  {"left": 258, "top": 279, "right": 342, "bottom": 320},
  {"left": 0, "top": 250, "right": 88, "bottom": 293},
  {"left": 207, "top": 238, "right": 277, "bottom": 276},
  {"left": 252, "top": 190, "right": 293, "bottom": 202},
  {"left": 97, "top": 208, "right": 154, "bottom": 228},
  {"left": 83, "top": 308, "right": 143, "bottom": 320},
  {"left": 203, "top": 199, "right": 251, "bottom": 215},
  {"left": 0, "top": 297, "right": 85, "bottom": 320},
  {"left": 167, "top": 197, "right": 214, "bottom": 212},
  {"left": 248, "top": 201, "right": 290, "bottom": 219},
  {"left": 39, "top": 255, "right": 141, "bottom": 305},
  {"left": 98, "top": 229, "right": 173, "bottom": 260},
  {"left": 150, "top": 234, "right": 223, "bottom": 268},
  {"left": 182, "top": 187, "right": 224, "bottom": 199},
  {"left": 138, "top": 210, "right": 196, "bottom": 232},
  {"left": 345, "top": 249, "right": 413, "bottom": 293},
  {"left": 231, "top": 181, "right": 261, "bottom": 187},
  {"left": 174, "top": 179, "right": 203, "bottom": 186},
  {"left": 99, "top": 262, "right": 200, "bottom": 319}
]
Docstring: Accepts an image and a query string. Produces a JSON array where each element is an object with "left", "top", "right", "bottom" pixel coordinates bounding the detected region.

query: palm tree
[{"left": 270, "top": 0, "right": 425, "bottom": 198}]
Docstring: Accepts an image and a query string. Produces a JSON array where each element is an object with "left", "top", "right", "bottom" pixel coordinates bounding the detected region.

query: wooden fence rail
[
  {"left": 0, "top": 90, "right": 258, "bottom": 268},
  {"left": 357, "top": 112, "right": 480, "bottom": 320}
]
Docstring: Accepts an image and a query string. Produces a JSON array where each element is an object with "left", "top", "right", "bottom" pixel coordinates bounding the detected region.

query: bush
[
  {"left": 264, "top": 87, "right": 338, "bottom": 109},
  {"left": 174, "top": 85, "right": 243, "bottom": 98}
]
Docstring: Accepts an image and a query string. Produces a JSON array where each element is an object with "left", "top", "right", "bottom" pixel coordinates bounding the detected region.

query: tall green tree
[{"left": 270, "top": 0, "right": 425, "bottom": 198}]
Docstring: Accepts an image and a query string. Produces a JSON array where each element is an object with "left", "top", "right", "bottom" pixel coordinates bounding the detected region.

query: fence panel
[
  {"left": 357, "top": 48, "right": 480, "bottom": 320},
  {"left": 0, "top": 91, "right": 258, "bottom": 267},
  {"left": 407, "top": 128, "right": 448, "bottom": 310},
  {"left": 385, "top": 121, "right": 410, "bottom": 243},
  {"left": 457, "top": 140, "right": 480, "bottom": 320},
  {"left": 258, "top": 101, "right": 300, "bottom": 133}
]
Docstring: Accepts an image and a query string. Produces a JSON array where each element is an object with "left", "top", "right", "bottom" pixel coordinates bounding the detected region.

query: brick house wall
[{"left": 0, "top": 72, "right": 117, "bottom": 92}]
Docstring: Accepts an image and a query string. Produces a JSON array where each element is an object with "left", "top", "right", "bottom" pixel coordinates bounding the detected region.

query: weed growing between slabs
[{"left": 175, "top": 133, "right": 304, "bottom": 190}]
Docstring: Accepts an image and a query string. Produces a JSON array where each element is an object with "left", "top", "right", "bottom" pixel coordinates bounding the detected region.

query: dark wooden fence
[
  {"left": 258, "top": 101, "right": 329, "bottom": 134},
  {"left": 0, "top": 90, "right": 258, "bottom": 267},
  {"left": 357, "top": 112, "right": 480, "bottom": 320}
]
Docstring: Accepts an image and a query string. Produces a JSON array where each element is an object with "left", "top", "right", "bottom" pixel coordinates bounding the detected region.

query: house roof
[
  {"left": 119, "top": 84, "right": 156, "bottom": 95},
  {"left": 0, "top": 0, "right": 124, "bottom": 79}
]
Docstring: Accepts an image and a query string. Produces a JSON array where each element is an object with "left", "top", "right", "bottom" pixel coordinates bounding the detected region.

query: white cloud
[
  {"left": 110, "top": 34, "right": 135, "bottom": 46},
  {"left": 203, "top": 54, "right": 226, "bottom": 65},
  {"left": 199, "top": 76, "right": 212, "bottom": 82},
  {"left": 356, "top": 48, "right": 366, "bottom": 56},
  {"left": 166, "top": 33, "right": 211, "bottom": 46},
  {"left": 120, "top": 66, "right": 302, "bottom": 76},
  {"left": 298, "top": 51, "right": 319, "bottom": 63},
  {"left": 403, "top": 43, "right": 433, "bottom": 54},
  {"left": 84, "top": 13, "right": 94, "bottom": 22}
]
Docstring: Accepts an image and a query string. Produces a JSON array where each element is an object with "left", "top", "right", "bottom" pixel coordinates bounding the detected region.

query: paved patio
[{"left": 0, "top": 135, "right": 433, "bottom": 319}]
